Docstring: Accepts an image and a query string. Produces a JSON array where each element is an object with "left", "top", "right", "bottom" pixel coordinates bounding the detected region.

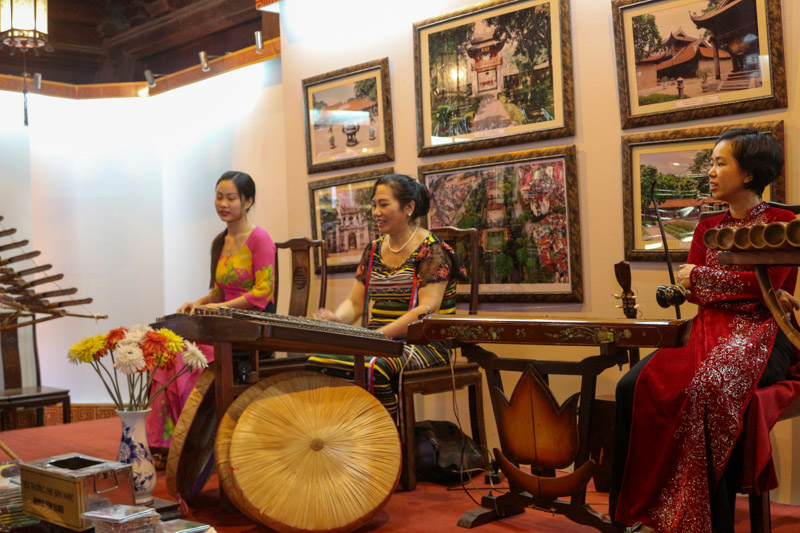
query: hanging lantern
[{"left": 0, "top": 0, "right": 49, "bottom": 52}]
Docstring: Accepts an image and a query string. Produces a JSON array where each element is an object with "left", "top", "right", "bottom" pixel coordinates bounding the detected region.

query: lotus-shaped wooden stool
[
  {"left": 492, "top": 365, "right": 595, "bottom": 500},
  {"left": 227, "top": 371, "right": 401, "bottom": 533}
]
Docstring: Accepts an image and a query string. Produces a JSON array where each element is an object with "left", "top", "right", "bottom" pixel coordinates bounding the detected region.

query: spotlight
[
  {"left": 199, "top": 51, "right": 210, "bottom": 72},
  {"left": 144, "top": 69, "right": 157, "bottom": 88},
  {"left": 33, "top": 73, "right": 42, "bottom": 90},
  {"left": 255, "top": 30, "right": 264, "bottom": 53}
]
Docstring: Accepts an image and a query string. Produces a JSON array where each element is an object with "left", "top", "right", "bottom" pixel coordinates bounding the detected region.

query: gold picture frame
[
  {"left": 612, "top": 0, "right": 787, "bottom": 129},
  {"left": 622, "top": 121, "right": 785, "bottom": 262},
  {"left": 303, "top": 58, "right": 394, "bottom": 174},
  {"left": 413, "top": 0, "right": 575, "bottom": 157},
  {"left": 418, "top": 146, "right": 582, "bottom": 302}
]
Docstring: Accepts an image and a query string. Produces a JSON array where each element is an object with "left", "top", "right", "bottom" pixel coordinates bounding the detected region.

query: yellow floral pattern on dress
[{"left": 211, "top": 228, "right": 276, "bottom": 309}]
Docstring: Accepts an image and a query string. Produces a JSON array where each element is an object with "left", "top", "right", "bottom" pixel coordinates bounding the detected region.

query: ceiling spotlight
[
  {"left": 199, "top": 51, "right": 210, "bottom": 72},
  {"left": 144, "top": 69, "right": 159, "bottom": 88},
  {"left": 254, "top": 30, "right": 263, "bottom": 53}
]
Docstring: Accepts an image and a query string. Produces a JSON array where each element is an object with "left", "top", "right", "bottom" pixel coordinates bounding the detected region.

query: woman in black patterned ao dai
[{"left": 308, "top": 174, "right": 466, "bottom": 417}]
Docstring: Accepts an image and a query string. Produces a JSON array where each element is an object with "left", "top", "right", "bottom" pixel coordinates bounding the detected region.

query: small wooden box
[{"left": 21, "top": 454, "right": 135, "bottom": 531}]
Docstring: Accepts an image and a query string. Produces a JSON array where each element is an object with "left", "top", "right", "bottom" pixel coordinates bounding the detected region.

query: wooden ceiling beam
[{"left": 106, "top": 0, "right": 260, "bottom": 60}]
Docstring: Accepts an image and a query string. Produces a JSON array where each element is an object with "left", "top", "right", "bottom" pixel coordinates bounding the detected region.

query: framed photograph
[
  {"left": 622, "top": 121, "right": 785, "bottom": 262},
  {"left": 413, "top": 0, "right": 575, "bottom": 157},
  {"left": 308, "top": 167, "right": 395, "bottom": 273},
  {"left": 302, "top": 58, "right": 394, "bottom": 174},
  {"left": 612, "top": 0, "right": 787, "bottom": 129},
  {"left": 418, "top": 146, "right": 582, "bottom": 303}
]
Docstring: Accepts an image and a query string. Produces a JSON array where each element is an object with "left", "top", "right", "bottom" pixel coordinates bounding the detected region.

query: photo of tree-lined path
[{"left": 426, "top": 2, "right": 556, "bottom": 139}]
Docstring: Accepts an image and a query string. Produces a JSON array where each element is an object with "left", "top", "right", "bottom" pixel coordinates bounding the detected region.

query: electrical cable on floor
[{"left": 445, "top": 346, "right": 499, "bottom": 510}]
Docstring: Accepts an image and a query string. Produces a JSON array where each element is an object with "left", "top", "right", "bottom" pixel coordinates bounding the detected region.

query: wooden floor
[{"left": 1, "top": 418, "right": 798, "bottom": 532}]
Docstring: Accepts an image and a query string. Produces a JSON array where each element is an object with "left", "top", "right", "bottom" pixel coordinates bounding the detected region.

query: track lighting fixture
[
  {"left": 255, "top": 30, "right": 263, "bottom": 53},
  {"left": 199, "top": 51, "right": 211, "bottom": 72},
  {"left": 33, "top": 72, "right": 42, "bottom": 89},
  {"left": 143, "top": 69, "right": 160, "bottom": 88}
]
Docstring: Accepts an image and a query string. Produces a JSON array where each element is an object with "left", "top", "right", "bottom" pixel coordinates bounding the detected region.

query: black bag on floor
[{"left": 414, "top": 420, "right": 484, "bottom": 483}]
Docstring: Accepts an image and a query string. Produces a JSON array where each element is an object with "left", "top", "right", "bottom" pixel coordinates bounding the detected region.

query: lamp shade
[{"left": 0, "top": 0, "right": 48, "bottom": 50}]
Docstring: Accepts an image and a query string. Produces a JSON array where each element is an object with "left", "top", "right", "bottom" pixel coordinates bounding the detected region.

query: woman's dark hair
[
  {"left": 372, "top": 174, "right": 431, "bottom": 220},
  {"left": 715, "top": 129, "right": 784, "bottom": 196},
  {"left": 209, "top": 171, "right": 256, "bottom": 288}
]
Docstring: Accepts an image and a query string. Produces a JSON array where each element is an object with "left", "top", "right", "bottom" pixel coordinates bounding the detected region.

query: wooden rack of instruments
[
  {"left": 151, "top": 308, "right": 404, "bottom": 423},
  {"left": 0, "top": 215, "right": 105, "bottom": 331},
  {"left": 406, "top": 315, "right": 691, "bottom": 533}
]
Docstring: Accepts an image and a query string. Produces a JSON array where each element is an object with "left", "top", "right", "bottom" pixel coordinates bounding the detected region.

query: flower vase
[{"left": 116, "top": 409, "right": 156, "bottom": 505}]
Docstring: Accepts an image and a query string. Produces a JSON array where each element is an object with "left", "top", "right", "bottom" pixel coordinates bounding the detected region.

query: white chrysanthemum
[
  {"left": 114, "top": 343, "right": 146, "bottom": 375},
  {"left": 122, "top": 324, "right": 152, "bottom": 345},
  {"left": 181, "top": 341, "right": 208, "bottom": 370}
]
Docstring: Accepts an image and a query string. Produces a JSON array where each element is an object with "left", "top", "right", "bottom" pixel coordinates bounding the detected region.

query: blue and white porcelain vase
[{"left": 117, "top": 409, "right": 156, "bottom": 505}]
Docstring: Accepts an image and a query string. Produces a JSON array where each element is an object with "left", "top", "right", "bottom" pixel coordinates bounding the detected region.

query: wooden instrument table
[
  {"left": 151, "top": 309, "right": 404, "bottom": 424},
  {"left": 407, "top": 316, "right": 691, "bottom": 533}
]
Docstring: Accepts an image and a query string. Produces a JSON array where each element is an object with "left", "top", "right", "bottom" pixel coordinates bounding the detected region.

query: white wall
[
  {"left": 27, "top": 96, "right": 164, "bottom": 398},
  {"left": 159, "top": 60, "right": 288, "bottom": 313}
]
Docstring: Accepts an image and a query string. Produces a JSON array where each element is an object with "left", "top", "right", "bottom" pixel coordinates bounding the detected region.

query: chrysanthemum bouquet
[{"left": 68, "top": 325, "right": 208, "bottom": 411}]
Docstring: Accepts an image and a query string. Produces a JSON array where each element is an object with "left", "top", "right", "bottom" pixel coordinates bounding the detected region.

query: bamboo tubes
[
  {"left": 749, "top": 224, "right": 768, "bottom": 249},
  {"left": 703, "top": 228, "right": 719, "bottom": 249},
  {"left": 703, "top": 220, "right": 800, "bottom": 251},
  {"left": 733, "top": 226, "right": 751, "bottom": 250}
]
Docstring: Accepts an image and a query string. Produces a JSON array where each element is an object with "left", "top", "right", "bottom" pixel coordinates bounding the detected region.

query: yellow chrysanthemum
[
  {"left": 68, "top": 334, "right": 106, "bottom": 364},
  {"left": 157, "top": 328, "right": 185, "bottom": 354}
]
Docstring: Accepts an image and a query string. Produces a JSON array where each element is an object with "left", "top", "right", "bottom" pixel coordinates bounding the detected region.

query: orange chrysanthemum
[
  {"left": 141, "top": 330, "right": 169, "bottom": 357},
  {"left": 143, "top": 353, "right": 158, "bottom": 372},
  {"left": 105, "top": 327, "right": 128, "bottom": 351},
  {"left": 159, "top": 352, "right": 178, "bottom": 371}
]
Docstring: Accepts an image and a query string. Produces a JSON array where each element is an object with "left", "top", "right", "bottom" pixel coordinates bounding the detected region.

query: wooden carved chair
[
  {"left": 0, "top": 315, "right": 70, "bottom": 430},
  {"left": 257, "top": 237, "right": 328, "bottom": 379},
  {"left": 397, "top": 226, "right": 489, "bottom": 491},
  {"left": 700, "top": 202, "right": 800, "bottom": 532},
  {"left": 273, "top": 237, "right": 328, "bottom": 318}
]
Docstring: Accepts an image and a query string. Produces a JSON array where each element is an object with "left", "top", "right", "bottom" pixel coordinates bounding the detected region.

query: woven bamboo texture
[{"left": 228, "top": 371, "right": 401, "bottom": 532}]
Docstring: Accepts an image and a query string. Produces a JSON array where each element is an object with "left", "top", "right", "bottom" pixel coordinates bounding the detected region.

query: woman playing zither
[{"left": 308, "top": 174, "right": 466, "bottom": 418}]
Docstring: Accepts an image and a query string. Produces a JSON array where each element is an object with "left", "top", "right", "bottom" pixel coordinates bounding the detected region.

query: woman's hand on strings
[
  {"left": 777, "top": 289, "right": 800, "bottom": 316},
  {"left": 676, "top": 264, "right": 695, "bottom": 289},
  {"left": 315, "top": 308, "right": 342, "bottom": 322}
]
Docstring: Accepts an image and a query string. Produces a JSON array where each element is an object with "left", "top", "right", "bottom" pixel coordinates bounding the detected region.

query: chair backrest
[
  {"left": 429, "top": 226, "right": 480, "bottom": 315},
  {"left": 0, "top": 314, "right": 42, "bottom": 389},
  {"left": 273, "top": 237, "right": 328, "bottom": 317},
  {"left": 699, "top": 201, "right": 800, "bottom": 221}
]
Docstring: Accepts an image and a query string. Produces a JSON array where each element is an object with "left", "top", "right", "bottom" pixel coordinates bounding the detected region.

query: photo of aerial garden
[{"left": 425, "top": 157, "right": 572, "bottom": 290}]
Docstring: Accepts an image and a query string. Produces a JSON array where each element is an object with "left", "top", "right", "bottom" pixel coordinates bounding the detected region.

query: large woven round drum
[
  {"left": 228, "top": 371, "right": 401, "bottom": 533},
  {"left": 166, "top": 363, "right": 217, "bottom": 502},
  {"left": 215, "top": 372, "right": 295, "bottom": 522}
]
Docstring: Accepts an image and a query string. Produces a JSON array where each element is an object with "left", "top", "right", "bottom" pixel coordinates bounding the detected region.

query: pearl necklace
[{"left": 386, "top": 225, "right": 419, "bottom": 253}]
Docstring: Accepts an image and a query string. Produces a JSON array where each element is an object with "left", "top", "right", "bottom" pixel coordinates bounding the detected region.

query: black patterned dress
[{"left": 307, "top": 233, "right": 466, "bottom": 416}]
